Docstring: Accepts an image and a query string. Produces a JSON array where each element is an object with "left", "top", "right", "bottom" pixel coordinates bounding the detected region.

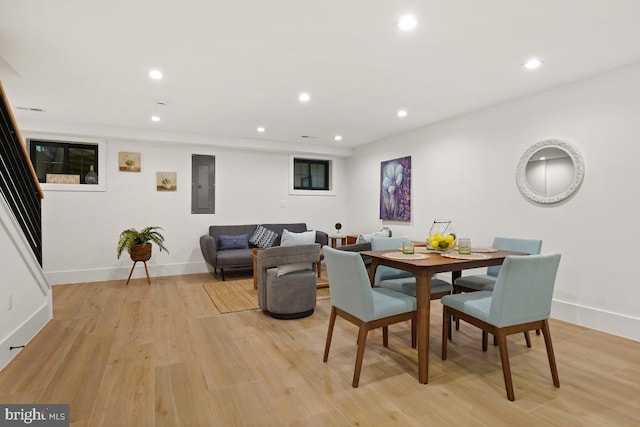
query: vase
[{"left": 85, "top": 165, "right": 98, "bottom": 184}]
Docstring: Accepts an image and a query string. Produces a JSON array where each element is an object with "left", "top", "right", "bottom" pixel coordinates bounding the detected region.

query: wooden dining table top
[{"left": 360, "top": 248, "right": 526, "bottom": 384}]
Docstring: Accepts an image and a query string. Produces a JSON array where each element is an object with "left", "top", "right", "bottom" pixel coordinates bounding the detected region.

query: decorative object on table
[
  {"left": 440, "top": 252, "right": 489, "bottom": 260},
  {"left": 156, "top": 171, "right": 177, "bottom": 191},
  {"left": 118, "top": 152, "right": 141, "bottom": 172},
  {"left": 380, "top": 156, "right": 411, "bottom": 221},
  {"left": 335, "top": 222, "right": 342, "bottom": 233},
  {"left": 458, "top": 238, "right": 471, "bottom": 255},
  {"left": 382, "top": 252, "right": 429, "bottom": 260},
  {"left": 402, "top": 241, "right": 415, "bottom": 255},
  {"left": 427, "top": 219, "right": 456, "bottom": 251},
  {"left": 117, "top": 226, "right": 169, "bottom": 285},
  {"left": 85, "top": 164, "right": 98, "bottom": 184}
]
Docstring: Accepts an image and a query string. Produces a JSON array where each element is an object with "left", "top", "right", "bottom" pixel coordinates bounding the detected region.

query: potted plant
[{"left": 117, "top": 226, "right": 169, "bottom": 261}]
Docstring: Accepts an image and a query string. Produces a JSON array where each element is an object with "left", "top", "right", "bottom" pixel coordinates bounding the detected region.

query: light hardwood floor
[{"left": 1, "top": 272, "right": 639, "bottom": 426}]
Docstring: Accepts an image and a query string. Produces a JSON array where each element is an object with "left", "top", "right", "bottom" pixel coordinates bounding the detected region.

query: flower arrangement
[{"left": 427, "top": 232, "right": 456, "bottom": 251}]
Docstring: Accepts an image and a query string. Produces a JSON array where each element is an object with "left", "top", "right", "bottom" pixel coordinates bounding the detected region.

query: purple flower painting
[{"left": 380, "top": 156, "right": 411, "bottom": 221}]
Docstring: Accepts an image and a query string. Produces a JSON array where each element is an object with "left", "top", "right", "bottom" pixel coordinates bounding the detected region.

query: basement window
[
  {"left": 293, "top": 158, "right": 329, "bottom": 190},
  {"left": 289, "top": 156, "right": 335, "bottom": 196},
  {"left": 27, "top": 135, "right": 105, "bottom": 192}
]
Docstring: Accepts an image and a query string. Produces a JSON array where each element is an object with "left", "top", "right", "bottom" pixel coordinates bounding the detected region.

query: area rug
[{"left": 203, "top": 276, "right": 330, "bottom": 314}]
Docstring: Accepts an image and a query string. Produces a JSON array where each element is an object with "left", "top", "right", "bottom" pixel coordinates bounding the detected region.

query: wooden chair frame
[
  {"left": 442, "top": 306, "right": 559, "bottom": 401},
  {"left": 324, "top": 306, "right": 416, "bottom": 387}
]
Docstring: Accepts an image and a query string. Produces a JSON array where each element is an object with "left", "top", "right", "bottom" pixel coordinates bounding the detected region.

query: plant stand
[{"left": 126, "top": 244, "right": 152, "bottom": 286}]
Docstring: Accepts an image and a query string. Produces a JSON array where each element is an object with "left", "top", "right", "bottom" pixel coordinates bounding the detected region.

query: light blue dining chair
[
  {"left": 454, "top": 237, "right": 542, "bottom": 293},
  {"left": 370, "top": 236, "right": 414, "bottom": 285},
  {"left": 441, "top": 253, "right": 561, "bottom": 401},
  {"left": 322, "top": 246, "right": 417, "bottom": 388},
  {"left": 453, "top": 237, "right": 543, "bottom": 342}
]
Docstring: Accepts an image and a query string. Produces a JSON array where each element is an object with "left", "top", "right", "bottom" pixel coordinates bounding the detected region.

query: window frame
[
  {"left": 26, "top": 133, "right": 106, "bottom": 192},
  {"left": 288, "top": 155, "right": 335, "bottom": 196}
]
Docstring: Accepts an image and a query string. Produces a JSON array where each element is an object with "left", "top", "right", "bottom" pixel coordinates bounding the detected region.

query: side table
[{"left": 329, "top": 235, "right": 348, "bottom": 248}]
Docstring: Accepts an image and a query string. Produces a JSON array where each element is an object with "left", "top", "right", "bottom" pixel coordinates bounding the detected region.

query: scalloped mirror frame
[{"left": 516, "top": 139, "right": 585, "bottom": 204}]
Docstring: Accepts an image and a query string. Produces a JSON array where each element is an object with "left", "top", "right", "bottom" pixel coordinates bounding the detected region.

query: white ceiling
[{"left": 2, "top": 0, "right": 640, "bottom": 150}]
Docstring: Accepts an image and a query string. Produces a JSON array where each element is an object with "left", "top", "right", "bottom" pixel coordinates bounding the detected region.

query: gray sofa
[{"left": 200, "top": 223, "right": 328, "bottom": 280}]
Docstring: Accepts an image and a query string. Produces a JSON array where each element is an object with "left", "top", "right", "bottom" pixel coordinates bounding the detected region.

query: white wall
[
  {"left": 0, "top": 197, "right": 52, "bottom": 370},
  {"left": 30, "top": 137, "right": 348, "bottom": 284},
  {"left": 346, "top": 63, "right": 640, "bottom": 341}
]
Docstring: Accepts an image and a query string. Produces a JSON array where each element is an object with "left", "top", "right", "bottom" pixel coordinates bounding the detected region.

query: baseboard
[
  {"left": 551, "top": 299, "right": 640, "bottom": 342},
  {"left": 0, "top": 301, "right": 52, "bottom": 371},
  {"left": 44, "top": 261, "right": 211, "bottom": 285}
]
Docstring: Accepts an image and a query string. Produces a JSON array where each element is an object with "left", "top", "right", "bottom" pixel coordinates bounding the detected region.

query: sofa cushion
[
  {"left": 277, "top": 229, "right": 316, "bottom": 276},
  {"left": 219, "top": 234, "right": 250, "bottom": 250},
  {"left": 250, "top": 225, "right": 278, "bottom": 248},
  {"left": 356, "top": 230, "right": 390, "bottom": 244}
]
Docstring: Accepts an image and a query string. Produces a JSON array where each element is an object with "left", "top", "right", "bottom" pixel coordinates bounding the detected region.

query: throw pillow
[
  {"left": 277, "top": 229, "right": 316, "bottom": 276},
  {"left": 356, "top": 230, "right": 390, "bottom": 244},
  {"left": 249, "top": 225, "right": 278, "bottom": 248},
  {"left": 218, "top": 234, "right": 250, "bottom": 250}
]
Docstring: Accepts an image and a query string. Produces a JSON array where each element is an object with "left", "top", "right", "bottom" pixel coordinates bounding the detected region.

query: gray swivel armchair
[{"left": 256, "top": 243, "right": 321, "bottom": 319}]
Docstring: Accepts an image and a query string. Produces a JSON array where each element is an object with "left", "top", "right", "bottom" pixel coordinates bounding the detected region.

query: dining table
[{"left": 360, "top": 247, "right": 526, "bottom": 384}]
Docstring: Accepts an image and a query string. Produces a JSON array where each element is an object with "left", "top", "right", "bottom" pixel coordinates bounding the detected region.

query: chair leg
[
  {"left": 353, "top": 325, "right": 369, "bottom": 388},
  {"left": 453, "top": 285, "right": 461, "bottom": 330},
  {"left": 323, "top": 307, "right": 337, "bottom": 362},
  {"left": 382, "top": 326, "right": 389, "bottom": 348},
  {"left": 442, "top": 308, "right": 449, "bottom": 360},
  {"left": 541, "top": 320, "right": 560, "bottom": 388},
  {"left": 482, "top": 331, "right": 488, "bottom": 352},
  {"left": 411, "top": 317, "right": 416, "bottom": 349},
  {"left": 495, "top": 329, "right": 515, "bottom": 401},
  {"left": 536, "top": 329, "right": 541, "bottom": 335},
  {"left": 221, "top": 268, "right": 226, "bottom": 281},
  {"left": 524, "top": 331, "right": 532, "bottom": 348}
]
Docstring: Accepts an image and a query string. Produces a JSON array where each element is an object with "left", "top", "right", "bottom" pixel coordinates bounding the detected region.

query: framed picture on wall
[
  {"left": 156, "top": 172, "right": 177, "bottom": 191},
  {"left": 119, "top": 152, "right": 141, "bottom": 172},
  {"left": 380, "top": 156, "right": 411, "bottom": 221}
]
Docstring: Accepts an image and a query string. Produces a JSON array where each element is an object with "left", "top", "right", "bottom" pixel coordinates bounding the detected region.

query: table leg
[
  {"left": 368, "top": 258, "right": 379, "bottom": 286},
  {"left": 415, "top": 270, "right": 431, "bottom": 384}
]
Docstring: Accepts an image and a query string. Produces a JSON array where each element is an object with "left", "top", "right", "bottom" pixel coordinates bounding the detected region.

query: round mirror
[{"left": 516, "top": 139, "right": 584, "bottom": 204}]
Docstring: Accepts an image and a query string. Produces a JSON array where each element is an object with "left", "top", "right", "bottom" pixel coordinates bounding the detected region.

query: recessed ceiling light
[
  {"left": 396, "top": 109, "right": 408, "bottom": 118},
  {"left": 149, "top": 69, "right": 163, "bottom": 80},
  {"left": 334, "top": 135, "right": 343, "bottom": 141},
  {"left": 523, "top": 58, "right": 542, "bottom": 70},
  {"left": 397, "top": 15, "right": 417, "bottom": 31},
  {"left": 257, "top": 126, "right": 265, "bottom": 133},
  {"left": 298, "top": 92, "right": 311, "bottom": 103},
  {"left": 151, "top": 116, "right": 160, "bottom": 122}
]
